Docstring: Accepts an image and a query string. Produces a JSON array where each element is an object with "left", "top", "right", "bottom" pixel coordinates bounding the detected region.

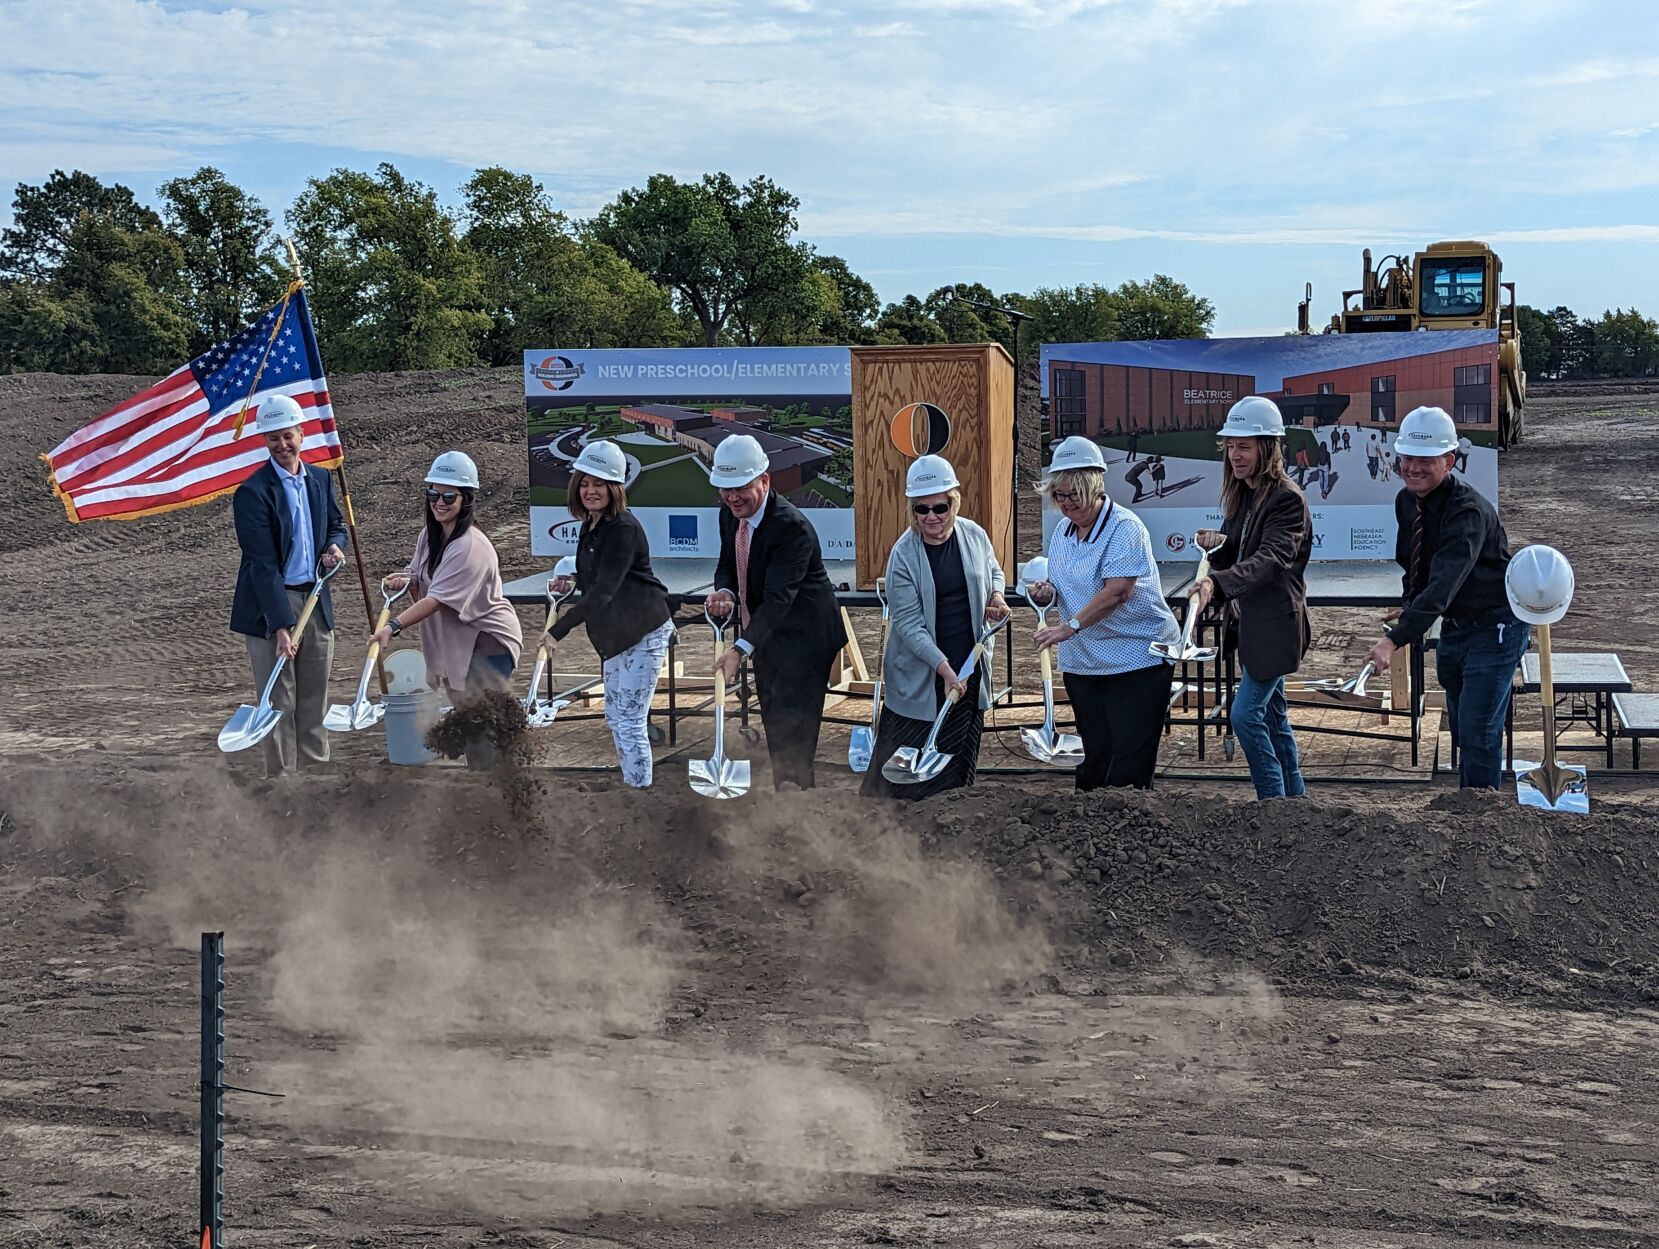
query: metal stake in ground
[{"left": 200, "top": 933, "right": 224, "bottom": 1249}]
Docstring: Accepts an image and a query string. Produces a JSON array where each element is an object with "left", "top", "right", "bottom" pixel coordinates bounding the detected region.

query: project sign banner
[
  {"left": 524, "top": 348, "right": 854, "bottom": 559},
  {"left": 1038, "top": 330, "right": 1501, "bottom": 561}
]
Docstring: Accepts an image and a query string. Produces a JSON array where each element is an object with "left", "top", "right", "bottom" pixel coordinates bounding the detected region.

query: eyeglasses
[
  {"left": 1049, "top": 490, "right": 1080, "bottom": 504},
  {"left": 912, "top": 502, "right": 952, "bottom": 516},
  {"left": 425, "top": 488, "right": 461, "bottom": 505}
]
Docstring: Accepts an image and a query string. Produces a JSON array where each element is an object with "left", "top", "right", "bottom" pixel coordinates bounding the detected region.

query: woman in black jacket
[
  {"left": 547, "top": 440, "right": 672, "bottom": 786},
  {"left": 1192, "top": 398, "right": 1313, "bottom": 799}
]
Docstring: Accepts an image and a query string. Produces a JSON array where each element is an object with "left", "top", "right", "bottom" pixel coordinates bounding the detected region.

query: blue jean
[
  {"left": 1231, "top": 670, "right": 1305, "bottom": 799},
  {"left": 1437, "top": 609, "right": 1529, "bottom": 789}
]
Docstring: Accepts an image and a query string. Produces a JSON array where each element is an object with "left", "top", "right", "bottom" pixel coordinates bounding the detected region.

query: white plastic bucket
[{"left": 383, "top": 689, "right": 440, "bottom": 765}]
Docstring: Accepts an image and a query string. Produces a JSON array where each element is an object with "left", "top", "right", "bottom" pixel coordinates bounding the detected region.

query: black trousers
[
  {"left": 753, "top": 644, "right": 838, "bottom": 789},
  {"left": 1063, "top": 662, "right": 1171, "bottom": 791}
]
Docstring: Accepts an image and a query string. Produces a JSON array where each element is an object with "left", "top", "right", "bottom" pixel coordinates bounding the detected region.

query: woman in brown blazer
[{"left": 1193, "top": 398, "right": 1313, "bottom": 798}]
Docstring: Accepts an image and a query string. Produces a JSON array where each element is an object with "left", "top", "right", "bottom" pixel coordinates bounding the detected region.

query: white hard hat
[
  {"left": 571, "top": 439, "right": 627, "bottom": 484},
  {"left": 254, "top": 393, "right": 304, "bottom": 435},
  {"left": 1505, "top": 544, "right": 1574, "bottom": 625},
  {"left": 905, "top": 454, "right": 960, "bottom": 498},
  {"left": 553, "top": 554, "right": 577, "bottom": 577},
  {"left": 1394, "top": 406, "right": 1459, "bottom": 457},
  {"left": 1019, "top": 555, "right": 1050, "bottom": 591},
  {"left": 426, "top": 450, "right": 480, "bottom": 489},
  {"left": 1046, "top": 435, "right": 1106, "bottom": 474},
  {"left": 708, "top": 433, "right": 769, "bottom": 489},
  {"left": 1217, "top": 395, "right": 1285, "bottom": 438}
]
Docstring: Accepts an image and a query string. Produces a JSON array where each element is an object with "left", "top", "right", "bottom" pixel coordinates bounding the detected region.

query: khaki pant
[{"left": 245, "top": 588, "right": 335, "bottom": 777}]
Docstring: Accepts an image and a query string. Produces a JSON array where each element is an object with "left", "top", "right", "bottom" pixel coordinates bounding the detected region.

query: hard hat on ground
[
  {"left": 1505, "top": 544, "right": 1574, "bottom": 625},
  {"left": 426, "top": 450, "right": 480, "bottom": 489},
  {"left": 1217, "top": 396, "right": 1285, "bottom": 438},
  {"left": 708, "top": 434, "right": 770, "bottom": 488},
  {"left": 1394, "top": 406, "right": 1459, "bottom": 457},
  {"left": 1046, "top": 436, "right": 1106, "bottom": 474},
  {"left": 572, "top": 439, "right": 627, "bottom": 484},
  {"left": 1019, "top": 556, "right": 1050, "bottom": 591},
  {"left": 905, "top": 454, "right": 960, "bottom": 498},
  {"left": 254, "top": 394, "right": 305, "bottom": 435}
]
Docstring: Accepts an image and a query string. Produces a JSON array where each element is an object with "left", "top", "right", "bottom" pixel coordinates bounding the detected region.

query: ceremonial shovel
[
  {"left": 848, "top": 577, "right": 888, "bottom": 773},
  {"left": 1017, "top": 557, "right": 1082, "bottom": 766},
  {"left": 1305, "top": 661, "right": 1381, "bottom": 709},
  {"left": 1150, "top": 534, "right": 1224, "bottom": 664},
  {"left": 219, "top": 561, "right": 341, "bottom": 752},
  {"left": 323, "top": 577, "right": 409, "bottom": 732},
  {"left": 521, "top": 556, "right": 580, "bottom": 729},
  {"left": 689, "top": 600, "right": 752, "bottom": 800},
  {"left": 883, "top": 616, "right": 1008, "bottom": 785},
  {"left": 1516, "top": 623, "right": 1588, "bottom": 813}
]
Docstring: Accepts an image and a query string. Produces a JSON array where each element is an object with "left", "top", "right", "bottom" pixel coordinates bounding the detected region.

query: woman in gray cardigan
[{"left": 862, "top": 455, "right": 1009, "bottom": 800}]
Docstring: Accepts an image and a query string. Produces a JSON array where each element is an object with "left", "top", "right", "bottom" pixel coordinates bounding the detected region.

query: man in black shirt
[{"left": 1364, "top": 407, "right": 1527, "bottom": 788}]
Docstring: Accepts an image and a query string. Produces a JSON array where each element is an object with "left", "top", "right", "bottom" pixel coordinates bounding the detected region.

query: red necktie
[{"left": 735, "top": 519, "right": 751, "bottom": 627}]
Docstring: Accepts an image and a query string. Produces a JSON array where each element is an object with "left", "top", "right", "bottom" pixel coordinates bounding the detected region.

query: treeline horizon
[{"left": 0, "top": 165, "right": 1651, "bottom": 383}]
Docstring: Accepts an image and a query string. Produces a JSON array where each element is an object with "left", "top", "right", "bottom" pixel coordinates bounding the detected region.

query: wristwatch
[
  {"left": 388, "top": 617, "right": 402, "bottom": 637},
  {"left": 1067, "top": 617, "right": 1083, "bottom": 635}
]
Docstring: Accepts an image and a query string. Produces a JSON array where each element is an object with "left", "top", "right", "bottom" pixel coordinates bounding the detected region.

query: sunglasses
[
  {"left": 425, "top": 488, "right": 461, "bottom": 505},
  {"left": 912, "top": 502, "right": 952, "bottom": 516}
]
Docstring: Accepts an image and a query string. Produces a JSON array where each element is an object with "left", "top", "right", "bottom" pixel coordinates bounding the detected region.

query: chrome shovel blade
[
  {"left": 848, "top": 725, "right": 874, "bottom": 773},
  {"left": 218, "top": 704, "right": 281, "bottom": 753},
  {"left": 1020, "top": 726, "right": 1082, "bottom": 766},
  {"left": 882, "top": 743, "right": 951, "bottom": 785},
  {"left": 1149, "top": 641, "right": 1220, "bottom": 664},
  {"left": 689, "top": 756, "right": 751, "bottom": 799},
  {"left": 323, "top": 698, "right": 383, "bottom": 732},
  {"left": 1516, "top": 761, "right": 1588, "bottom": 813},
  {"left": 525, "top": 698, "right": 572, "bottom": 730}
]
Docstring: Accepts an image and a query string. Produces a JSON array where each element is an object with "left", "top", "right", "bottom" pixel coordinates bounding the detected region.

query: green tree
[
  {"left": 812, "top": 254, "right": 880, "bottom": 344},
  {"left": 591, "top": 172, "right": 811, "bottom": 347},
  {"left": 157, "top": 166, "right": 286, "bottom": 354},
  {"left": 1592, "top": 307, "right": 1659, "bottom": 378},
  {"left": 1515, "top": 303, "right": 1557, "bottom": 379},
  {"left": 0, "top": 169, "right": 160, "bottom": 281},
  {"left": 461, "top": 166, "right": 677, "bottom": 361},
  {"left": 1025, "top": 283, "right": 1120, "bottom": 351},
  {"left": 1547, "top": 306, "right": 1595, "bottom": 378},
  {"left": 1112, "top": 273, "right": 1214, "bottom": 340},
  {"left": 872, "top": 294, "right": 947, "bottom": 345},
  {"left": 287, "top": 163, "right": 489, "bottom": 371},
  {"left": 922, "top": 283, "right": 1016, "bottom": 352},
  {"left": 0, "top": 210, "right": 192, "bottom": 374}
]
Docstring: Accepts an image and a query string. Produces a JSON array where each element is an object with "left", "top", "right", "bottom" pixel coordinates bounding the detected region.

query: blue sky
[{"left": 3, "top": 0, "right": 1657, "bottom": 335}]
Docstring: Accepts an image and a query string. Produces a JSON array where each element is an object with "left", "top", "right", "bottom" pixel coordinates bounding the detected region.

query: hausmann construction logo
[{"left": 530, "top": 355, "right": 585, "bottom": 392}]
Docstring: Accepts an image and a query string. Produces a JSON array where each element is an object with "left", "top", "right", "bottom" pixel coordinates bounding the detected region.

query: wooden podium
[{"left": 850, "top": 344, "right": 1015, "bottom": 589}]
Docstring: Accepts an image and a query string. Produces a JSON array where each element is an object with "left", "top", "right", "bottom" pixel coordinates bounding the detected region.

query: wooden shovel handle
[
  {"left": 1039, "top": 644, "right": 1055, "bottom": 683},
  {"left": 290, "top": 587, "right": 325, "bottom": 643},
  {"left": 1536, "top": 623, "right": 1556, "bottom": 766}
]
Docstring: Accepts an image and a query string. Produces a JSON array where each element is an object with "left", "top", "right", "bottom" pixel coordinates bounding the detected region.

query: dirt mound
[{"left": 936, "top": 784, "right": 1659, "bottom": 1000}]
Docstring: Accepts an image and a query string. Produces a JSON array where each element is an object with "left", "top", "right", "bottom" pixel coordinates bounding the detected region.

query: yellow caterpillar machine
[{"left": 1299, "top": 241, "right": 1525, "bottom": 448}]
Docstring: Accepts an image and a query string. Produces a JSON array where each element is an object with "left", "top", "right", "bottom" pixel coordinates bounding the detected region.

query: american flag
[{"left": 44, "top": 287, "right": 343, "bottom": 522}]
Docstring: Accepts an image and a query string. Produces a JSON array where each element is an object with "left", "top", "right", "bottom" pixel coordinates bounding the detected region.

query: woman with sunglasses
[
  {"left": 373, "top": 452, "right": 523, "bottom": 757},
  {"left": 543, "top": 440, "right": 672, "bottom": 788},
  {"left": 1027, "top": 436, "right": 1180, "bottom": 790},
  {"left": 861, "top": 455, "right": 1008, "bottom": 800}
]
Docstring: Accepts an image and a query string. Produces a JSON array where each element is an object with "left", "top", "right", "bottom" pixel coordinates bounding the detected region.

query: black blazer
[
  {"left": 550, "top": 511, "right": 671, "bottom": 660},
  {"left": 1208, "top": 477, "right": 1312, "bottom": 681},
  {"left": 230, "top": 460, "right": 347, "bottom": 638},
  {"left": 715, "top": 493, "right": 846, "bottom": 661}
]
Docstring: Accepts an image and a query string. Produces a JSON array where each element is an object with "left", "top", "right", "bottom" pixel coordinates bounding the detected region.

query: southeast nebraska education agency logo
[{"left": 530, "top": 355, "right": 585, "bottom": 392}]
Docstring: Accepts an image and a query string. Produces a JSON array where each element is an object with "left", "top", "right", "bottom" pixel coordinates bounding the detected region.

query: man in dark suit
[
  {"left": 707, "top": 434, "right": 846, "bottom": 790},
  {"left": 231, "top": 394, "right": 347, "bottom": 776}
]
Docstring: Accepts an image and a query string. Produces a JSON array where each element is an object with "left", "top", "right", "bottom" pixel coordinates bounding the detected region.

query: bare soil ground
[{"left": 1, "top": 372, "right": 1657, "bottom": 1248}]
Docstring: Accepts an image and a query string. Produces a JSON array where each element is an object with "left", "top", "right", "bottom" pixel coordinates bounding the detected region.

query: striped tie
[
  {"left": 735, "top": 519, "right": 752, "bottom": 628},
  {"left": 1408, "top": 501, "right": 1426, "bottom": 600}
]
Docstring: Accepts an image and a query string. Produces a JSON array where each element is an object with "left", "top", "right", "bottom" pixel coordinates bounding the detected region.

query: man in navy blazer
[{"left": 231, "top": 394, "right": 347, "bottom": 775}]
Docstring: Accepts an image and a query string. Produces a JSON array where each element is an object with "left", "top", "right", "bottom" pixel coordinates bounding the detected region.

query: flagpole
[{"left": 282, "top": 239, "right": 386, "bottom": 695}]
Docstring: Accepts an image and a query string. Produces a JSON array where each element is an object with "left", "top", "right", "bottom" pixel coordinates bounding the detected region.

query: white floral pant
[{"left": 604, "top": 619, "right": 674, "bottom": 787}]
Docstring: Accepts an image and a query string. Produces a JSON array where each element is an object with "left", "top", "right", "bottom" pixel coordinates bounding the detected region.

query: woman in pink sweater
[{"left": 372, "top": 451, "right": 523, "bottom": 701}]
